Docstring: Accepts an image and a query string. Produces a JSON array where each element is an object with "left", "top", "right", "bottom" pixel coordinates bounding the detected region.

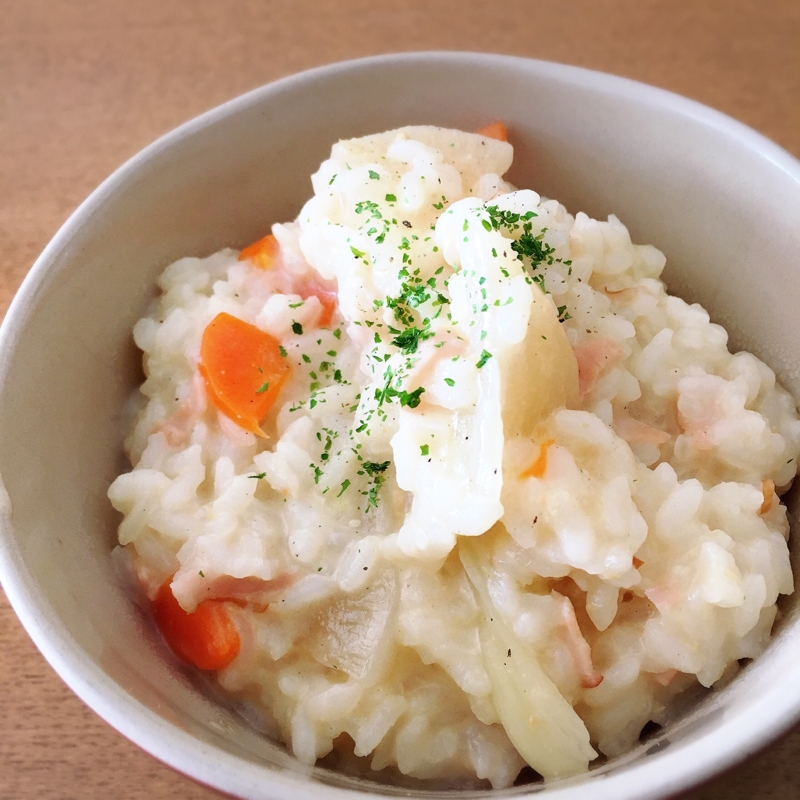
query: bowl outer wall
[{"left": 1, "top": 51, "right": 800, "bottom": 800}]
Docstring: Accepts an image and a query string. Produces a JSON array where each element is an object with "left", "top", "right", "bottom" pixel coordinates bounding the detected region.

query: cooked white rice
[{"left": 108, "top": 126, "right": 800, "bottom": 787}]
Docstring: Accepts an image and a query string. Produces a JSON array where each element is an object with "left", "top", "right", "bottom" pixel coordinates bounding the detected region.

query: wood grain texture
[{"left": 1, "top": 1, "right": 799, "bottom": 797}]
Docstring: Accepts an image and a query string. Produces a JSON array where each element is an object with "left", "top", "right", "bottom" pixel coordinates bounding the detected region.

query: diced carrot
[
  {"left": 239, "top": 233, "right": 279, "bottom": 270},
  {"left": 152, "top": 578, "right": 240, "bottom": 671},
  {"left": 476, "top": 121, "right": 508, "bottom": 142},
  {"left": 199, "top": 312, "right": 290, "bottom": 436},
  {"left": 520, "top": 440, "right": 554, "bottom": 479}
]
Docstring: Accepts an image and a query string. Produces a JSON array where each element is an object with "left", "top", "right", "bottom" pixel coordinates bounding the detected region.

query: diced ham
[
  {"left": 572, "top": 336, "right": 624, "bottom": 396},
  {"left": 651, "top": 669, "right": 678, "bottom": 687},
  {"left": 554, "top": 591, "right": 603, "bottom": 689},
  {"left": 676, "top": 383, "right": 725, "bottom": 450},
  {"left": 153, "top": 372, "right": 208, "bottom": 447},
  {"left": 174, "top": 572, "right": 296, "bottom": 613},
  {"left": 613, "top": 412, "right": 671, "bottom": 447},
  {"left": 301, "top": 285, "right": 338, "bottom": 327},
  {"left": 406, "top": 337, "right": 467, "bottom": 398},
  {"left": 645, "top": 584, "right": 681, "bottom": 610},
  {"left": 242, "top": 233, "right": 339, "bottom": 329}
]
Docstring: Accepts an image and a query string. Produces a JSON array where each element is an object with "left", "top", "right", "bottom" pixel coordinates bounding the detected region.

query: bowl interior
[{"left": 1, "top": 52, "right": 800, "bottom": 800}]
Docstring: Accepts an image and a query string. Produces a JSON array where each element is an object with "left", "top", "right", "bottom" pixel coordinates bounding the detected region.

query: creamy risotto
[{"left": 108, "top": 125, "right": 800, "bottom": 787}]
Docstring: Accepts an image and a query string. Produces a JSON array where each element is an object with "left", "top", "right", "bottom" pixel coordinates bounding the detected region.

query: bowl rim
[{"left": 1, "top": 50, "right": 800, "bottom": 800}]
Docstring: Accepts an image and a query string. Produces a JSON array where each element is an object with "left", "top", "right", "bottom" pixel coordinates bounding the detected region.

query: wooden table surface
[{"left": 2, "top": 1, "right": 800, "bottom": 798}]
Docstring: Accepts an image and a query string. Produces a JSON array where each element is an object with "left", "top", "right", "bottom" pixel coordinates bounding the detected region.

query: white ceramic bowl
[{"left": 1, "top": 52, "right": 800, "bottom": 800}]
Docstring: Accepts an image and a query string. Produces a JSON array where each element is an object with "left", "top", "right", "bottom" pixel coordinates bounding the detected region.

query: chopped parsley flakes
[
  {"left": 476, "top": 350, "right": 493, "bottom": 368},
  {"left": 390, "top": 326, "right": 433, "bottom": 355},
  {"left": 363, "top": 460, "right": 389, "bottom": 476}
]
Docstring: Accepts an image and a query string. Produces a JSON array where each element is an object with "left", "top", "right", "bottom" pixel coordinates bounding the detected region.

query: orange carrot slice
[
  {"left": 520, "top": 440, "right": 554, "bottom": 479},
  {"left": 476, "top": 121, "right": 508, "bottom": 142},
  {"left": 199, "top": 312, "right": 290, "bottom": 436},
  {"left": 153, "top": 578, "right": 240, "bottom": 671},
  {"left": 239, "top": 233, "right": 279, "bottom": 270}
]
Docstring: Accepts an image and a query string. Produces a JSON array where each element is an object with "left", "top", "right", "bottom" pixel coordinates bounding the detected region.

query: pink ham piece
[
  {"left": 652, "top": 669, "right": 678, "bottom": 687},
  {"left": 645, "top": 584, "right": 681, "bottom": 611},
  {"left": 613, "top": 412, "right": 671, "bottom": 447},
  {"left": 153, "top": 372, "right": 208, "bottom": 447},
  {"left": 572, "top": 336, "right": 624, "bottom": 396},
  {"left": 174, "top": 572, "right": 297, "bottom": 613},
  {"left": 554, "top": 592, "right": 604, "bottom": 689},
  {"left": 287, "top": 278, "right": 338, "bottom": 328},
  {"left": 246, "top": 236, "right": 339, "bottom": 328},
  {"left": 405, "top": 337, "right": 468, "bottom": 403}
]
